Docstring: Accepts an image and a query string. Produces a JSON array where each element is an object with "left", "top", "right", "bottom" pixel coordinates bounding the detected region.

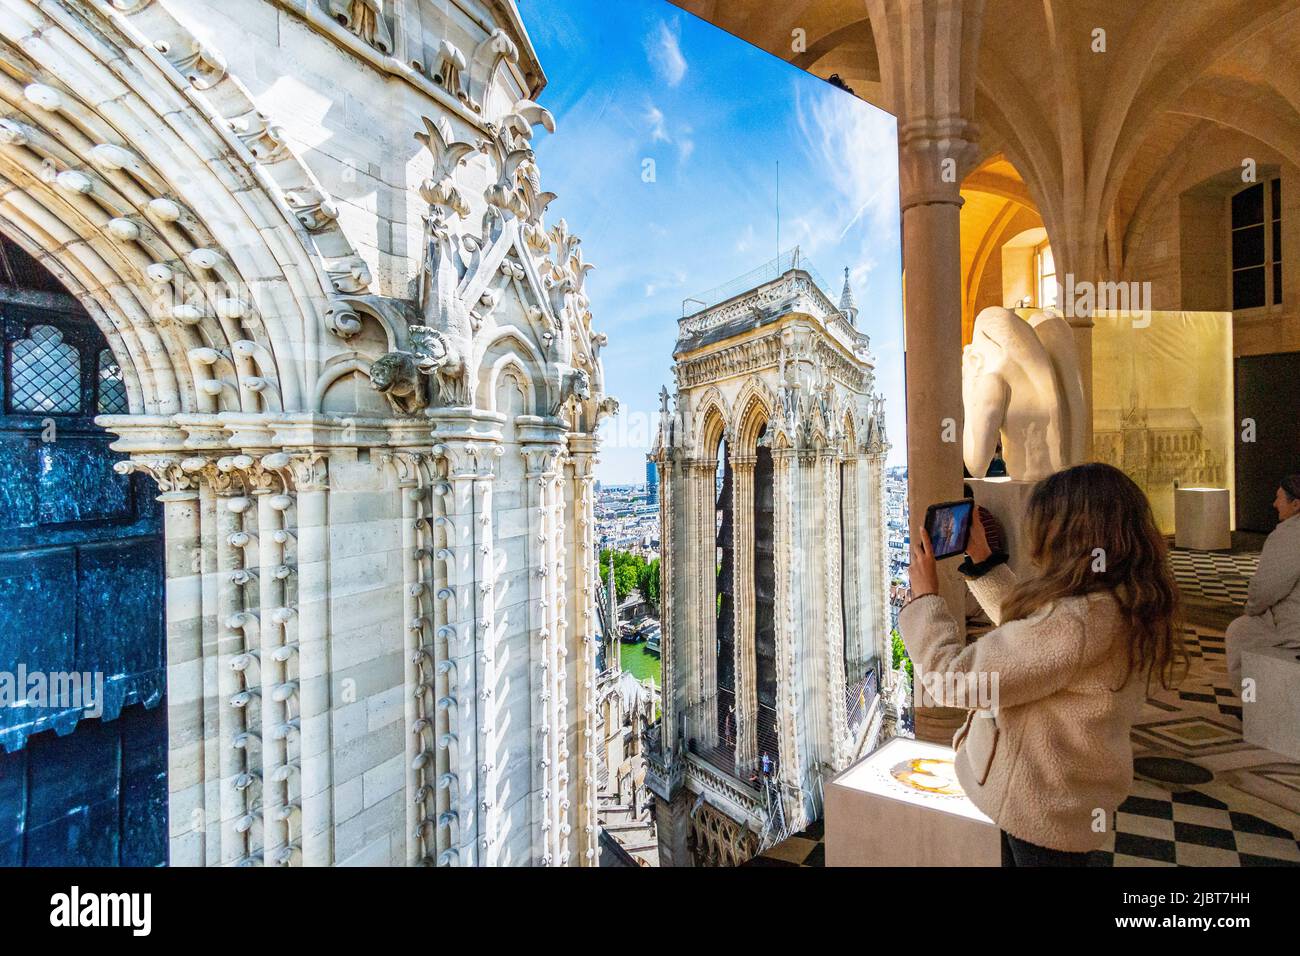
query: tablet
[{"left": 923, "top": 499, "right": 975, "bottom": 560}]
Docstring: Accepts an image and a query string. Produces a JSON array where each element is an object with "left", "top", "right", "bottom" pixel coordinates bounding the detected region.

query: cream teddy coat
[{"left": 899, "top": 565, "right": 1147, "bottom": 852}]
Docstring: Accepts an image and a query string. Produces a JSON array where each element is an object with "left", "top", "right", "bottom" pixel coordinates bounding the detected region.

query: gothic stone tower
[{"left": 646, "top": 256, "right": 892, "bottom": 866}]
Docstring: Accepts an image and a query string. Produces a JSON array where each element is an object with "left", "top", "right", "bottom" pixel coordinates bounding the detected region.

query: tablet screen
[{"left": 925, "top": 500, "right": 974, "bottom": 560}]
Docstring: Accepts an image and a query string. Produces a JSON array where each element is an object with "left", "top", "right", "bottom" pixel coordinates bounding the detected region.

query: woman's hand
[
  {"left": 967, "top": 507, "right": 993, "bottom": 563},
  {"left": 910, "top": 528, "right": 939, "bottom": 599}
]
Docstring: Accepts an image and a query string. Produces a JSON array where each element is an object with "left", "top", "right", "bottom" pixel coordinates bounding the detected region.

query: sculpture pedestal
[
  {"left": 825, "top": 738, "right": 999, "bottom": 866},
  {"left": 967, "top": 477, "right": 1037, "bottom": 577},
  {"left": 1174, "top": 487, "right": 1231, "bottom": 551},
  {"left": 1242, "top": 645, "right": 1300, "bottom": 761}
]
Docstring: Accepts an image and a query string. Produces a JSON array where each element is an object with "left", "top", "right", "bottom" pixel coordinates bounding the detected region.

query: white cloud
[
  {"left": 647, "top": 19, "right": 688, "bottom": 87},
  {"left": 643, "top": 102, "right": 693, "bottom": 166},
  {"left": 794, "top": 83, "right": 898, "bottom": 248},
  {"left": 645, "top": 104, "right": 669, "bottom": 142}
]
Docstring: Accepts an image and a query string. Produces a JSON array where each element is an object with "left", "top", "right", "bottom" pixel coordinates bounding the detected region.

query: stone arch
[
  {"left": 476, "top": 330, "right": 545, "bottom": 414},
  {"left": 692, "top": 386, "right": 731, "bottom": 459},
  {"left": 840, "top": 406, "right": 857, "bottom": 453},
  {"left": 0, "top": 0, "right": 372, "bottom": 419},
  {"left": 732, "top": 382, "right": 773, "bottom": 454}
]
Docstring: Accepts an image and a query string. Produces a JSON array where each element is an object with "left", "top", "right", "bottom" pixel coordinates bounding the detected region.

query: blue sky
[{"left": 517, "top": 0, "right": 905, "bottom": 483}]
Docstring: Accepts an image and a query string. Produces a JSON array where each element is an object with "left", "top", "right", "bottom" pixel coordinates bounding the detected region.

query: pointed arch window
[{"left": 8, "top": 324, "right": 80, "bottom": 413}]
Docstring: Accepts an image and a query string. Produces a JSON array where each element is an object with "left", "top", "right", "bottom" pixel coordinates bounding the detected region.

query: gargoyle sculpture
[
  {"left": 551, "top": 366, "right": 590, "bottom": 416},
  {"left": 369, "top": 351, "right": 425, "bottom": 416},
  {"left": 408, "top": 325, "right": 469, "bottom": 406}
]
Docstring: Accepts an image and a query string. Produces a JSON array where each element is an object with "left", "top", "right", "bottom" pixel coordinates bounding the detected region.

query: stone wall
[{"left": 0, "top": 0, "right": 608, "bottom": 866}]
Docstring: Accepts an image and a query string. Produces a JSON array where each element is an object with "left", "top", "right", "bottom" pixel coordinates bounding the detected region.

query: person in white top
[{"left": 1226, "top": 475, "right": 1300, "bottom": 690}]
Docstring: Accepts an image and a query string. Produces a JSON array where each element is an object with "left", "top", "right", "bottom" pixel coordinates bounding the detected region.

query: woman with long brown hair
[{"left": 901, "top": 462, "right": 1184, "bottom": 866}]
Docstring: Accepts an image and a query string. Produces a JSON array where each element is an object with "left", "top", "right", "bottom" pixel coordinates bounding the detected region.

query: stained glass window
[{"left": 9, "top": 324, "right": 80, "bottom": 413}]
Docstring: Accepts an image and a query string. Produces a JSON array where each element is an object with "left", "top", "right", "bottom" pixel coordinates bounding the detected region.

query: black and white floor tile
[{"left": 1169, "top": 548, "right": 1257, "bottom": 606}]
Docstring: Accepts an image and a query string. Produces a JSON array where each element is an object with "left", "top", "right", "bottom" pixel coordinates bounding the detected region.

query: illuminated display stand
[{"left": 825, "top": 737, "right": 1000, "bottom": 866}]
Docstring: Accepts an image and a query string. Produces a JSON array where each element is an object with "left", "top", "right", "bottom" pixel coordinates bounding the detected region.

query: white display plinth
[
  {"left": 825, "top": 737, "right": 999, "bottom": 866},
  {"left": 967, "top": 477, "right": 1036, "bottom": 577},
  {"left": 1242, "top": 644, "right": 1300, "bottom": 761},
  {"left": 1174, "top": 487, "right": 1231, "bottom": 550}
]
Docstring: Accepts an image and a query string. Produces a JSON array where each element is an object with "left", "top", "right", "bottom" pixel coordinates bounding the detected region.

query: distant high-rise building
[{"left": 645, "top": 458, "right": 659, "bottom": 504}]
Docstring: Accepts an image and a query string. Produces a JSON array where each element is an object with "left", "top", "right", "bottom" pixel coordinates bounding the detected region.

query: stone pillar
[
  {"left": 865, "top": 451, "right": 891, "bottom": 678},
  {"left": 211, "top": 462, "right": 258, "bottom": 865},
  {"left": 290, "top": 454, "right": 332, "bottom": 866},
  {"left": 157, "top": 478, "right": 204, "bottom": 867},
  {"left": 821, "top": 449, "right": 848, "bottom": 769},
  {"left": 771, "top": 443, "right": 803, "bottom": 802},
  {"left": 195, "top": 471, "right": 222, "bottom": 866},
  {"left": 255, "top": 482, "right": 290, "bottom": 866},
  {"left": 565, "top": 434, "right": 600, "bottom": 867},
  {"left": 388, "top": 453, "right": 425, "bottom": 866},
  {"left": 731, "top": 454, "right": 757, "bottom": 777},
  {"left": 434, "top": 435, "right": 484, "bottom": 866},
  {"left": 655, "top": 451, "right": 681, "bottom": 757},
  {"left": 522, "top": 440, "right": 560, "bottom": 865},
  {"left": 471, "top": 445, "right": 503, "bottom": 865},
  {"left": 691, "top": 458, "right": 719, "bottom": 750},
  {"left": 899, "top": 121, "right": 981, "bottom": 744}
]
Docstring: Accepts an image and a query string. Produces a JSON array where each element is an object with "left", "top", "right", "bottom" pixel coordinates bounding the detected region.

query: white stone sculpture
[{"left": 962, "top": 306, "right": 1086, "bottom": 481}]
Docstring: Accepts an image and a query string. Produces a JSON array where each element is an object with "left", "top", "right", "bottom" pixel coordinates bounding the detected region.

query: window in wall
[
  {"left": 1231, "top": 179, "right": 1282, "bottom": 310},
  {"left": 1035, "top": 241, "right": 1057, "bottom": 309},
  {"left": 8, "top": 324, "right": 80, "bottom": 413},
  {"left": 1272, "top": 179, "right": 1283, "bottom": 305}
]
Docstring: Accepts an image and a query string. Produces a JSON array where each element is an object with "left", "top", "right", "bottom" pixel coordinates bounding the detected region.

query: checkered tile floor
[
  {"left": 1169, "top": 548, "right": 1257, "bottom": 606},
  {"left": 751, "top": 614, "right": 1300, "bottom": 867}
]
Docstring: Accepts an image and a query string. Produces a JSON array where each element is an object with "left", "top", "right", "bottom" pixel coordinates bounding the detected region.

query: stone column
[
  {"left": 433, "top": 435, "right": 484, "bottom": 866},
  {"left": 821, "top": 449, "right": 848, "bottom": 769},
  {"left": 565, "top": 434, "right": 600, "bottom": 866},
  {"left": 471, "top": 445, "right": 503, "bottom": 865},
  {"left": 655, "top": 451, "right": 681, "bottom": 758},
  {"left": 387, "top": 452, "right": 425, "bottom": 866},
  {"left": 899, "top": 121, "right": 981, "bottom": 744},
  {"left": 211, "top": 461, "right": 258, "bottom": 865},
  {"left": 155, "top": 472, "right": 204, "bottom": 866},
  {"left": 195, "top": 469, "right": 222, "bottom": 866},
  {"left": 771, "top": 444, "right": 803, "bottom": 800},
  {"left": 691, "top": 458, "right": 720, "bottom": 750},
  {"left": 290, "top": 454, "right": 331, "bottom": 866},
  {"left": 522, "top": 441, "right": 557, "bottom": 865},
  {"left": 867, "top": 451, "right": 891, "bottom": 681},
  {"left": 254, "top": 479, "right": 291, "bottom": 866},
  {"left": 731, "top": 454, "right": 757, "bottom": 777}
]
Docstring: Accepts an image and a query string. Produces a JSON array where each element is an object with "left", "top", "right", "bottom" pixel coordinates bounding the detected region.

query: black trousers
[{"left": 1001, "top": 830, "right": 1091, "bottom": 867}]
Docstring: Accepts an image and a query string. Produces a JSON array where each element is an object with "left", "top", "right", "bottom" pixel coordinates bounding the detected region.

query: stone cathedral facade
[
  {"left": 0, "top": 0, "right": 612, "bottom": 866},
  {"left": 646, "top": 261, "right": 892, "bottom": 866}
]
